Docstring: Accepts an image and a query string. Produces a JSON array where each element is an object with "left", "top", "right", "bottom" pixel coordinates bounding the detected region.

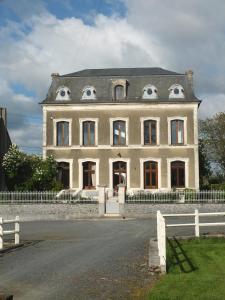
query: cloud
[{"left": 0, "top": 0, "right": 225, "bottom": 153}]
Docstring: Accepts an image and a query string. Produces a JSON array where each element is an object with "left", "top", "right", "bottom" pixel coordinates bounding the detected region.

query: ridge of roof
[{"left": 61, "top": 67, "right": 184, "bottom": 77}]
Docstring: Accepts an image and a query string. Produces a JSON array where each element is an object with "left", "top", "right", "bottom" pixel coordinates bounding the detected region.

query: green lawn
[{"left": 148, "top": 237, "right": 225, "bottom": 300}]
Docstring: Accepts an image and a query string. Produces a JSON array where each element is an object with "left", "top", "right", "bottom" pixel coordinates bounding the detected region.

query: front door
[{"left": 113, "top": 161, "right": 127, "bottom": 191}]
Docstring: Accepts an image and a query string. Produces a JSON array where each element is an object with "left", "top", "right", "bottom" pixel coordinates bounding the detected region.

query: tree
[
  {"left": 199, "top": 113, "right": 225, "bottom": 174},
  {"left": 199, "top": 138, "right": 211, "bottom": 188},
  {"left": 2, "top": 144, "right": 61, "bottom": 191}
]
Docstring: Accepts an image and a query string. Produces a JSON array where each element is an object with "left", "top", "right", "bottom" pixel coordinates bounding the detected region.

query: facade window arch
[{"left": 54, "top": 119, "right": 72, "bottom": 146}]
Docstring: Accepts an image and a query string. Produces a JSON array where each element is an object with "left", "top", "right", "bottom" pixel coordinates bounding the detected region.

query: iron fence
[
  {"left": 125, "top": 190, "right": 225, "bottom": 203},
  {"left": 0, "top": 191, "right": 98, "bottom": 204}
]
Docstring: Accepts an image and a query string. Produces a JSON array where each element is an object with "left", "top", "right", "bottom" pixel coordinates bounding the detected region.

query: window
[
  {"left": 113, "top": 120, "right": 126, "bottom": 145},
  {"left": 113, "top": 161, "right": 127, "bottom": 190},
  {"left": 171, "top": 161, "right": 185, "bottom": 188},
  {"left": 169, "top": 84, "right": 185, "bottom": 99},
  {"left": 83, "top": 161, "right": 96, "bottom": 189},
  {"left": 56, "top": 121, "right": 69, "bottom": 146},
  {"left": 142, "top": 84, "right": 158, "bottom": 99},
  {"left": 83, "top": 121, "right": 95, "bottom": 146},
  {"left": 114, "top": 85, "right": 124, "bottom": 100},
  {"left": 144, "top": 161, "right": 158, "bottom": 189},
  {"left": 81, "top": 86, "right": 96, "bottom": 100},
  {"left": 171, "top": 120, "right": 184, "bottom": 145},
  {"left": 144, "top": 120, "right": 157, "bottom": 145},
  {"left": 56, "top": 86, "right": 71, "bottom": 101}
]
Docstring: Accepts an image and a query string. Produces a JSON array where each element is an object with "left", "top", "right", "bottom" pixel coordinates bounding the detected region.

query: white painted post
[
  {"left": 0, "top": 217, "right": 3, "bottom": 250},
  {"left": 157, "top": 211, "right": 161, "bottom": 253},
  {"left": 195, "top": 209, "right": 200, "bottom": 237},
  {"left": 15, "top": 216, "right": 20, "bottom": 245},
  {"left": 118, "top": 185, "right": 125, "bottom": 204},
  {"left": 160, "top": 215, "right": 166, "bottom": 273}
]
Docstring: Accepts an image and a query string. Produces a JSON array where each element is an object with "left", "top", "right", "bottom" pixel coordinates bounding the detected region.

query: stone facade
[{"left": 41, "top": 68, "right": 201, "bottom": 192}]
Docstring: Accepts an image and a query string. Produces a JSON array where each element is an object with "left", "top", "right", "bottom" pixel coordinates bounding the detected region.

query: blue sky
[{"left": 0, "top": 0, "right": 225, "bottom": 155}]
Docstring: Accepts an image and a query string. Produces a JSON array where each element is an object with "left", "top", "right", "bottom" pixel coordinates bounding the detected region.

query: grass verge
[{"left": 147, "top": 237, "right": 225, "bottom": 300}]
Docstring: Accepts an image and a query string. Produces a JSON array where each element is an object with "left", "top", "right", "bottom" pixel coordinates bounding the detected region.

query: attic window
[
  {"left": 169, "top": 84, "right": 185, "bottom": 99},
  {"left": 112, "top": 79, "right": 127, "bottom": 101},
  {"left": 142, "top": 84, "right": 158, "bottom": 99},
  {"left": 56, "top": 86, "right": 71, "bottom": 101},
  {"left": 82, "top": 86, "right": 96, "bottom": 100}
]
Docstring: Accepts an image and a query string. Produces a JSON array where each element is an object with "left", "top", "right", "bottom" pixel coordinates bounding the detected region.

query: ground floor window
[
  {"left": 171, "top": 161, "right": 185, "bottom": 188},
  {"left": 83, "top": 161, "right": 96, "bottom": 189},
  {"left": 144, "top": 161, "right": 158, "bottom": 189},
  {"left": 57, "top": 162, "right": 70, "bottom": 189},
  {"left": 113, "top": 161, "right": 126, "bottom": 190}
]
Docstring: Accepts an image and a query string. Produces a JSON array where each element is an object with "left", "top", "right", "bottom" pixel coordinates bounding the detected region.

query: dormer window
[
  {"left": 169, "top": 84, "right": 185, "bottom": 99},
  {"left": 142, "top": 84, "right": 158, "bottom": 99},
  {"left": 56, "top": 86, "right": 71, "bottom": 101},
  {"left": 82, "top": 86, "right": 96, "bottom": 100},
  {"left": 112, "top": 79, "right": 127, "bottom": 101}
]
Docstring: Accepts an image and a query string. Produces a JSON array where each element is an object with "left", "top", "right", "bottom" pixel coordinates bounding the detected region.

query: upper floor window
[
  {"left": 142, "top": 85, "right": 158, "bottom": 100},
  {"left": 83, "top": 121, "right": 95, "bottom": 146},
  {"left": 57, "top": 121, "right": 69, "bottom": 146},
  {"left": 169, "top": 84, "right": 185, "bottom": 99},
  {"left": 113, "top": 120, "right": 126, "bottom": 145},
  {"left": 56, "top": 86, "right": 71, "bottom": 101},
  {"left": 171, "top": 119, "right": 184, "bottom": 145},
  {"left": 81, "top": 86, "right": 96, "bottom": 100},
  {"left": 144, "top": 120, "right": 157, "bottom": 145},
  {"left": 112, "top": 79, "right": 127, "bottom": 101}
]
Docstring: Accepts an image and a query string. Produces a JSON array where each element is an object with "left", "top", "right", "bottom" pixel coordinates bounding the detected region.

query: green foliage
[
  {"left": 2, "top": 144, "right": 61, "bottom": 191},
  {"left": 198, "top": 138, "right": 211, "bottom": 189},
  {"left": 148, "top": 238, "right": 225, "bottom": 300},
  {"left": 199, "top": 113, "right": 225, "bottom": 173},
  {"left": 209, "top": 183, "right": 225, "bottom": 190}
]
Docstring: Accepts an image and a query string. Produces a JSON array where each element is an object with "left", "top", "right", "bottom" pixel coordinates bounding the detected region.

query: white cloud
[{"left": 1, "top": 0, "right": 225, "bottom": 153}]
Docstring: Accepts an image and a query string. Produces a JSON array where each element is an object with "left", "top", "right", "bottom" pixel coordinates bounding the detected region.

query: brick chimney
[{"left": 185, "top": 70, "right": 193, "bottom": 88}]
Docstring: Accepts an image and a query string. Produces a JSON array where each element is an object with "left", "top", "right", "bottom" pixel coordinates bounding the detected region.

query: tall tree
[{"left": 199, "top": 112, "right": 225, "bottom": 174}]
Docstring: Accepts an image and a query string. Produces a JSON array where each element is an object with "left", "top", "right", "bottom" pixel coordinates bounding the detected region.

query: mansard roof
[{"left": 41, "top": 67, "right": 201, "bottom": 105}]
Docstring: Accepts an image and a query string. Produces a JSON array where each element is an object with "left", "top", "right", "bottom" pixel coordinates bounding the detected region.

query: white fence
[
  {"left": 157, "top": 210, "right": 225, "bottom": 272},
  {"left": 0, "top": 216, "right": 20, "bottom": 250}
]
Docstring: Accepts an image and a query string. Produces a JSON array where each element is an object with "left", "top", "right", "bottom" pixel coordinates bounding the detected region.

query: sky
[{"left": 0, "top": 0, "right": 225, "bottom": 155}]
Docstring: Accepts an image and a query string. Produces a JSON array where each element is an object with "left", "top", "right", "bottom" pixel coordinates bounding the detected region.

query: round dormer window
[
  {"left": 82, "top": 86, "right": 97, "bottom": 100},
  {"left": 56, "top": 86, "right": 71, "bottom": 101},
  {"left": 168, "top": 84, "right": 185, "bottom": 99},
  {"left": 142, "top": 85, "right": 158, "bottom": 100}
]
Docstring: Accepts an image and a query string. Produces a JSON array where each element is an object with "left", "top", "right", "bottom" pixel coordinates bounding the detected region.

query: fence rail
[
  {"left": 0, "top": 191, "right": 98, "bottom": 204},
  {"left": 0, "top": 216, "right": 20, "bottom": 250},
  {"left": 126, "top": 190, "right": 225, "bottom": 203},
  {"left": 157, "top": 210, "right": 225, "bottom": 273}
]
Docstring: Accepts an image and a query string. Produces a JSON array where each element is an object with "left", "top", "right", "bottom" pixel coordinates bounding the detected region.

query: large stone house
[{"left": 41, "top": 68, "right": 201, "bottom": 193}]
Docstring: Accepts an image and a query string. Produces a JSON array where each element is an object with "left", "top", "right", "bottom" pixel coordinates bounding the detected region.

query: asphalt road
[{"left": 1, "top": 217, "right": 225, "bottom": 300}]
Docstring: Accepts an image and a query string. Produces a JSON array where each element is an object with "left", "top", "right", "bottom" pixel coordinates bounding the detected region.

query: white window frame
[
  {"left": 56, "top": 86, "right": 71, "bottom": 101},
  {"left": 167, "top": 158, "right": 189, "bottom": 189},
  {"left": 53, "top": 118, "right": 72, "bottom": 147},
  {"left": 168, "top": 84, "right": 185, "bottom": 99},
  {"left": 78, "top": 158, "right": 100, "bottom": 190},
  {"left": 140, "top": 158, "right": 161, "bottom": 190},
  {"left": 142, "top": 84, "right": 158, "bottom": 100},
  {"left": 167, "top": 116, "right": 187, "bottom": 145},
  {"left": 109, "top": 158, "right": 130, "bottom": 190},
  {"left": 55, "top": 158, "right": 73, "bottom": 189},
  {"left": 140, "top": 117, "right": 160, "bottom": 146},
  {"left": 79, "top": 118, "right": 99, "bottom": 146},
  {"left": 110, "top": 117, "right": 129, "bottom": 146},
  {"left": 81, "top": 86, "right": 97, "bottom": 100}
]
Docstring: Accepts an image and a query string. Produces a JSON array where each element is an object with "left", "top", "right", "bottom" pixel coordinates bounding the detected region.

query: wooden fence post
[
  {"left": 0, "top": 217, "right": 3, "bottom": 250},
  {"left": 15, "top": 216, "right": 20, "bottom": 245},
  {"left": 195, "top": 209, "right": 200, "bottom": 237}
]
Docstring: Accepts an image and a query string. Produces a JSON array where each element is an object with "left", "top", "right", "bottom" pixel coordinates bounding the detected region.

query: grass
[{"left": 147, "top": 237, "right": 225, "bottom": 300}]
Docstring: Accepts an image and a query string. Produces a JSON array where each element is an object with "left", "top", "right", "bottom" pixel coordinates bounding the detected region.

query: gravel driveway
[{"left": 0, "top": 218, "right": 157, "bottom": 300}]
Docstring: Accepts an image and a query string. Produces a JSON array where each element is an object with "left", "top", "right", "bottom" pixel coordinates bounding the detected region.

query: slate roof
[{"left": 41, "top": 67, "right": 201, "bottom": 104}]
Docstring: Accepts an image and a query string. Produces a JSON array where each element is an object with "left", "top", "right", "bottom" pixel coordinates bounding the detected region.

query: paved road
[
  {"left": 1, "top": 217, "right": 225, "bottom": 300},
  {"left": 0, "top": 218, "right": 157, "bottom": 300}
]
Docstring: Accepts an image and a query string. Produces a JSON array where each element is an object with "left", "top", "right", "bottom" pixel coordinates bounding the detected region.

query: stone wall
[
  {"left": 0, "top": 204, "right": 99, "bottom": 221},
  {"left": 1, "top": 203, "right": 225, "bottom": 221},
  {"left": 123, "top": 203, "right": 225, "bottom": 218}
]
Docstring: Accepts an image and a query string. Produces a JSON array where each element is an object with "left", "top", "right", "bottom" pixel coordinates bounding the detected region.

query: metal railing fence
[
  {"left": 0, "top": 191, "right": 98, "bottom": 204},
  {"left": 126, "top": 190, "right": 225, "bottom": 203}
]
